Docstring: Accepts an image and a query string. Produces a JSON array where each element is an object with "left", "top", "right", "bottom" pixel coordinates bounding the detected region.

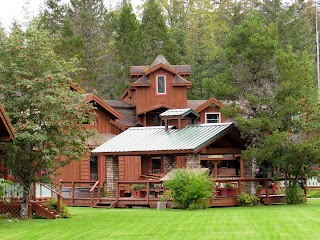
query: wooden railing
[
  {"left": 90, "top": 181, "right": 100, "bottom": 207},
  {"left": 115, "top": 179, "right": 163, "bottom": 205},
  {"left": 34, "top": 182, "right": 63, "bottom": 214},
  {"left": 59, "top": 180, "right": 106, "bottom": 205}
]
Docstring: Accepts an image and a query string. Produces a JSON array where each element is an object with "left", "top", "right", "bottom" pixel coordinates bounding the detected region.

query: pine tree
[{"left": 139, "top": 0, "right": 171, "bottom": 64}]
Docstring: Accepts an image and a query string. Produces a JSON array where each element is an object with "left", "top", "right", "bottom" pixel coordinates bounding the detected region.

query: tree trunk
[{"left": 20, "top": 188, "right": 30, "bottom": 219}]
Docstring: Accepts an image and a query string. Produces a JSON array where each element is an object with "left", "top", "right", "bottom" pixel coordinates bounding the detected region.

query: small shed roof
[{"left": 92, "top": 122, "right": 234, "bottom": 156}]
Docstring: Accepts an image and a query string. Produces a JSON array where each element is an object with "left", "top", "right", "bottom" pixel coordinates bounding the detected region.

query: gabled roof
[
  {"left": 92, "top": 123, "right": 234, "bottom": 156},
  {"left": 195, "top": 97, "right": 224, "bottom": 112},
  {"left": 160, "top": 108, "right": 200, "bottom": 118},
  {"left": 187, "top": 100, "right": 207, "bottom": 109},
  {"left": 0, "top": 104, "right": 14, "bottom": 142},
  {"left": 83, "top": 94, "right": 123, "bottom": 120},
  {"left": 130, "top": 55, "right": 192, "bottom": 87},
  {"left": 130, "top": 65, "right": 191, "bottom": 77}
]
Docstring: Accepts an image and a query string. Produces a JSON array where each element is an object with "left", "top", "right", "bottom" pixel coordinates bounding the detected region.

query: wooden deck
[
  {"left": 60, "top": 178, "right": 303, "bottom": 209},
  {"left": 62, "top": 196, "right": 240, "bottom": 208}
]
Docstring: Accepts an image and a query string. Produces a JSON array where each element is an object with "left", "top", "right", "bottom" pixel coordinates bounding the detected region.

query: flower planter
[
  {"left": 132, "top": 190, "right": 145, "bottom": 198},
  {"left": 227, "top": 189, "right": 237, "bottom": 197}
]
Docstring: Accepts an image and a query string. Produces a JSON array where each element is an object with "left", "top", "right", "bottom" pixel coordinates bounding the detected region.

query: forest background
[{"left": 1, "top": 0, "right": 314, "bottom": 101}]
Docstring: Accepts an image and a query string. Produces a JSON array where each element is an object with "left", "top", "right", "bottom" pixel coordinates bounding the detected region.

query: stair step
[{"left": 93, "top": 205, "right": 110, "bottom": 208}]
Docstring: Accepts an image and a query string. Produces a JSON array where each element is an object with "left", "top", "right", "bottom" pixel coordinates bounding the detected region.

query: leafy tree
[
  {"left": 163, "top": 169, "right": 213, "bottom": 210},
  {"left": 0, "top": 178, "right": 11, "bottom": 203},
  {"left": 0, "top": 22, "right": 95, "bottom": 218}
]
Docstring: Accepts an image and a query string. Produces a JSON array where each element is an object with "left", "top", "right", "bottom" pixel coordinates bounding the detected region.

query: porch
[{"left": 59, "top": 177, "right": 292, "bottom": 208}]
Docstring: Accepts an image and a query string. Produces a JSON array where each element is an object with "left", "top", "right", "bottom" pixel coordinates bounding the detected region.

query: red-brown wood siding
[
  {"left": 135, "top": 70, "right": 188, "bottom": 113},
  {"left": 55, "top": 159, "right": 82, "bottom": 183},
  {"left": 176, "top": 156, "right": 186, "bottom": 168},
  {"left": 80, "top": 157, "right": 89, "bottom": 181},
  {"left": 98, "top": 155, "right": 106, "bottom": 183},
  {"left": 94, "top": 106, "right": 115, "bottom": 134},
  {"left": 121, "top": 89, "right": 136, "bottom": 106},
  {"left": 199, "top": 106, "right": 226, "bottom": 123},
  {"left": 118, "top": 156, "right": 141, "bottom": 181}
]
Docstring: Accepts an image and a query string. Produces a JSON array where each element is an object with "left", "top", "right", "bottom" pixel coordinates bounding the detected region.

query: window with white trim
[
  {"left": 156, "top": 75, "right": 166, "bottom": 94},
  {"left": 205, "top": 113, "right": 221, "bottom": 123}
]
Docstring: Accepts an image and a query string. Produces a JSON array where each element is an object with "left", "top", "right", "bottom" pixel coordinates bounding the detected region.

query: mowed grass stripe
[{"left": 1, "top": 199, "right": 320, "bottom": 240}]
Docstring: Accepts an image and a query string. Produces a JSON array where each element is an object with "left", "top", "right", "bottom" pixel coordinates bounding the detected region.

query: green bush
[
  {"left": 130, "top": 184, "right": 146, "bottom": 191},
  {"left": 163, "top": 169, "right": 213, "bottom": 210},
  {"left": 45, "top": 198, "right": 71, "bottom": 218},
  {"left": 285, "top": 184, "right": 304, "bottom": 205},
  {"left": 237, "top": 193, "right": 260, "bottom": 207},
  {"left": 307, "top": 189, "right": 320, "bottom": 198}
]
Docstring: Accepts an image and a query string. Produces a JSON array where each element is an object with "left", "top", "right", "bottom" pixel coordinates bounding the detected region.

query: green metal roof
[
  {"left": 92, "top": 123, "right": 234, "bottom": 155},
  {"left": 160, "top": 108, "right": 200, "bottom": 118}
]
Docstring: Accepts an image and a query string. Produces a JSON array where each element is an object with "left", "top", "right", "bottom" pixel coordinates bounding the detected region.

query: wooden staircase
[
  {"left": 93, "top": 199, "right": 116, "bottom": 209},
  {"left": 30, "top": 201, "right": 59, "bottom": 219}
]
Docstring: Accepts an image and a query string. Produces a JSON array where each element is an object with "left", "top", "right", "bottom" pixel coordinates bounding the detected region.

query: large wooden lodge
[{"left": 0, "top": 55, "right": 292, "bottom": 216}]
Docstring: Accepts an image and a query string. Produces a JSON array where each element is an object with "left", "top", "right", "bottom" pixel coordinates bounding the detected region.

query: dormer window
[
  {"left": 205, "top": 113, "right": 220, "bottom": 123},
  {"left": 156, "top": 75, "right": 166, "bottom": 95}
]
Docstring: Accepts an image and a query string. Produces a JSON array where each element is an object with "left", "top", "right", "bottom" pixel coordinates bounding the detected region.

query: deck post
[
  {"left": 239, "top": 158, "right": 244, "bottom": 194},
  {"left": 72, "top": 182, "right": 75, "bottom": 203},
  {"left": 147, "top": 181, "right": 150, "bottom": 204},
  {"left": 33, "top": 182, "right": 36, "bottom": 200},
  {"left": 264, "top": 179, "right": 269, "bottom": 204}
]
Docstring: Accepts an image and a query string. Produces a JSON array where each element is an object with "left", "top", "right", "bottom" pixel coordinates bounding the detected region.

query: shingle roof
[
  {"left": 92, "top": 123, "right": 234, "bottom": 155},
  {"left": 149, "top": 55, "right": 172, "bottom": 68},
  {"left": 187, "top": 100, "right": 207, "bottom": 109},
  {"left": 105, "top": 100, "right": 137, "bottom": 127}
]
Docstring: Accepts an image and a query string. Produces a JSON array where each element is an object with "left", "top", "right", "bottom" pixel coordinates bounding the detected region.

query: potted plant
[
  {"left": 131, "top": 184, "right": 146, "bottom": 198},
  {"left": 256, "top": 185, "right": 262, "bottom": 196}
]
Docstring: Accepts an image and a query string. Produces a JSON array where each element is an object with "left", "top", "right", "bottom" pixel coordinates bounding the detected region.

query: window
[
  {"left": 151, "top": 157, "right": 162, "bottom": 174},
  {"left": 156, "top": 75, "right": 166, "bottom": 94},
  {"left": 205, "top": 113, "right": 220, "bottom": 123}
]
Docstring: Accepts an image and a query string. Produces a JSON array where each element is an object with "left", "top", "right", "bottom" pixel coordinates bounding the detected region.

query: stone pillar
[
  {"left": 243, "top": 160, "right": 256, "bottom": 194},
  {"left": 163, "top": 156, "right": 176, "bottom": 173},
  {"left": 106, "top": 156, "right": 119, "bottom": 198},
  {"left": 186, "top": 154, "right": 201, "bottom": 169}
]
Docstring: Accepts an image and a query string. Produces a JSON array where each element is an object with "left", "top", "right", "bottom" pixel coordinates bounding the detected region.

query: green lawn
[{"left": 1, "top": 199, "right": 320, "bottom": 240}]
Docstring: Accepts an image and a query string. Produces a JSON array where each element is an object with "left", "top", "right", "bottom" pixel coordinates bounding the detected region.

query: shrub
[
  {"left": 163, "top": 169, "right": 213, "bottom": 210},
  {"left": 285, "top": 184, "right": 304, "bottom": 204},
  {"left": 237, "top": 193, "right": 260, "bottom": 207},
  {"left": 45, "top": 198, "right": 71, "bottom": 218},
  {"left": 130, "top": 184, "right": 146, "bottom": 191},
  {"left": 307, "top": 189, "right": 320, "bottom": 198}
]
